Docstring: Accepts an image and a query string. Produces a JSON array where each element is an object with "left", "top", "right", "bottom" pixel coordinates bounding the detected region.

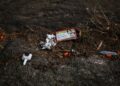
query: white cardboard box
[{"left": 56, "top": 28, "right": 77, "bottom": 42}]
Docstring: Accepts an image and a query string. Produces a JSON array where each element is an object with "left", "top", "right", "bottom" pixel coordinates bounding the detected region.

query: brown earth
[{"left": 0, "top": 0, "right": 120, "bottom": 86}]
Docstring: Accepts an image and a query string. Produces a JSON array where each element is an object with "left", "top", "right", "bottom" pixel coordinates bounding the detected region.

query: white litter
[
  {"left": 40, "top": 28, "right": 77, "bottom": 49},
  {"left": 22, "top": 53, "right": 32, "bottom": 65},
  {"left": 56, "top": 29, "right": 77, "bottom": 42},
  {"left": 41, "top": 34, "right": 56, "bottom": 49}
]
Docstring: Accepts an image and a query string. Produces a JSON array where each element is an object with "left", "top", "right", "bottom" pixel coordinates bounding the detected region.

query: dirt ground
[{"left": 0, "top": 0, "right": 120, "bottom": 86}]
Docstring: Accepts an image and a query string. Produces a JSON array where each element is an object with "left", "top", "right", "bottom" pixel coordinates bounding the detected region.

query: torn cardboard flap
[{"left": 56, "top": 28, "right": 77, "bottom": 42}]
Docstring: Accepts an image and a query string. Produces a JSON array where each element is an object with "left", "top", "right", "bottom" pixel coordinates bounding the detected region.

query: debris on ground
[
  {"left": 55, "top": 28, "right": 78, "bottom": 42},
  {"left": 40, "top": 28, "right": 79, "bottom": 50},
  {"left": 98, "top": 50, "right": 119, "bottom": 59},
  {"left": 96, "top": 41, "right": 103, "bottom": 50},
  {"left": 0, "top": 0, "right": 120, "bottom": 85},
  {"left": 22, "top": 52, "right": 32, "bottom": 65},
  {"left": 71, "top": 49, "right": 80, "bottom": 55},
  {"left": 38, "top": 28, "right": 101, "bottom": 58},
  {"left": 40, "top": 34, "right": 56, "bottom": 50},
  {"left": 0, "top": 31, "right": 6, "bottom": 42},
  {"left": 98, "top": 51, "right": 118, "bottom": 55},
  {"left": 63, "top": 51, "right": 71, "bottom": 57},
  {"left": 62, "top": 49, "right": 80, "bottom": 57}
]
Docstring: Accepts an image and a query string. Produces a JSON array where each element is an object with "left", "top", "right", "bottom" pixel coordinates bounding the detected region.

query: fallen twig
[{"left": 96, "top": 40, "right": 103, "bottom": 50}]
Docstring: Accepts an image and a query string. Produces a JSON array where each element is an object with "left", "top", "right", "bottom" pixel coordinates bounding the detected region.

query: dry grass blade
[{"left": 97, "top": 40, "right": 103, "bottom": 50}]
